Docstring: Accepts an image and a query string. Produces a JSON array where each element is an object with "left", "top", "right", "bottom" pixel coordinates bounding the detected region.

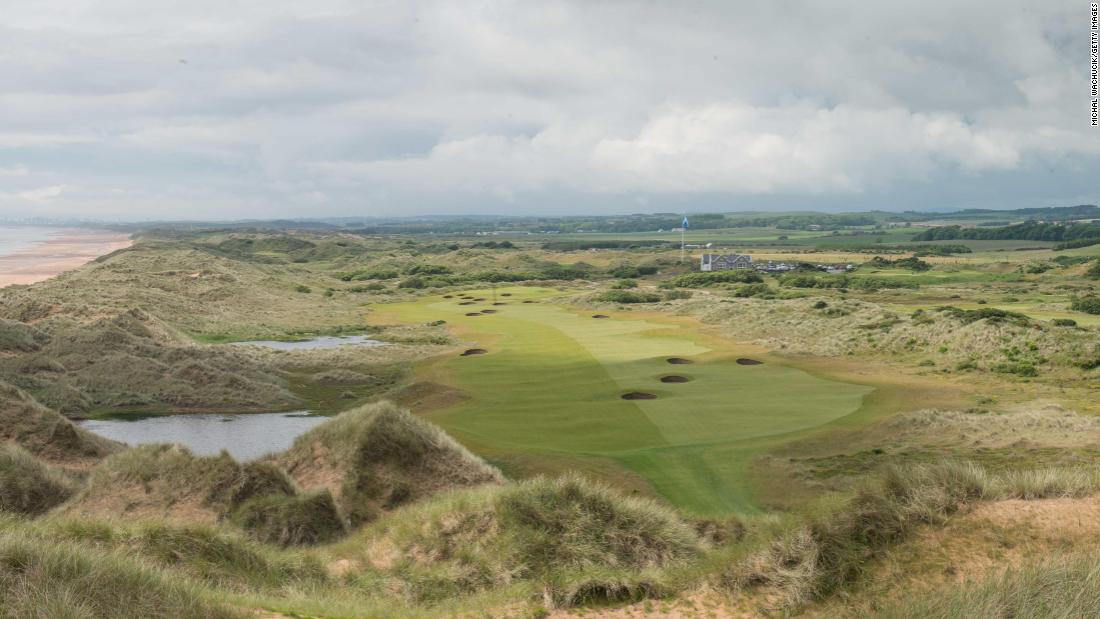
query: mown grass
[{"left": 369, "top": 287, "right": 871, "bottom": 515}]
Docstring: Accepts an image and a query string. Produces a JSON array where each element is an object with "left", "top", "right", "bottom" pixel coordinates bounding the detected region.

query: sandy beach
[{"left": 0, "top": 229, "right": 133, "bottom": 288}]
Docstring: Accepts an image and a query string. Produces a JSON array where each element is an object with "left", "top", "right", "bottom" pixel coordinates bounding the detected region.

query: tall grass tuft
[
  {"left": 0, "top": 532, "right": 243, "bottom": 618},
  {"left": 733, "top": 461, "right": 989, "bottom": 610},
  {"left": 877, "top": 554, "right": 1100, "bottom": 618},
  {"left": 0, "top": 442, "right": 77, "bottom": 515}
]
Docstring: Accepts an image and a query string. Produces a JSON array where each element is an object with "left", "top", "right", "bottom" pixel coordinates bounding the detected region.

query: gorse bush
[
  {"left": 669, "top": 270, "right": 763, "bottom": 288},
  {"left": 863, "top": 256, "right": 932, "bottom": 271},
  {"left": 779, "top": 274, "right": 917, "bottom": 290},
  {"left": 1071, "top": 295, "right": 1100, "bottom": 315},
  {"left": 936, "top": 306, "right": 1031, "bottom": 325},
  {"left": 595, "top": 290, "right": 662, "bottom": 304},
  {"left": 732, "top": 283, "right": 772, "bottom": 298}
]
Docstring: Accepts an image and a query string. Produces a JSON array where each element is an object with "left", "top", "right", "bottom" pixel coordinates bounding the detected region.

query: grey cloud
[{"left": 0, "top": 0, "right": 1094, "bottom": 220}]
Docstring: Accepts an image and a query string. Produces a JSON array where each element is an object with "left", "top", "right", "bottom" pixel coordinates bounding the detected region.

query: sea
[{"left": 0, "top": 226, "right": 59, "bottom": 257}]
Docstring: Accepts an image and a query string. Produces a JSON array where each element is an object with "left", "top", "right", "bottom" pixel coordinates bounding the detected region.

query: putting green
[{"left": 370, "top": 287, "right": 873, "bottom": 515}]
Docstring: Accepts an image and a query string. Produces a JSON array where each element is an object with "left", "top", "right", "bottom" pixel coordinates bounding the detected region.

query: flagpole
[{"left": 680, "top": 215, "right": 687, "bottom": 264}]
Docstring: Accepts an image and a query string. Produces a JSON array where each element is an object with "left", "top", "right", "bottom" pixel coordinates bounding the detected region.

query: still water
[{"left": 79, "top": 412, "right": 327, "bottom": 461}]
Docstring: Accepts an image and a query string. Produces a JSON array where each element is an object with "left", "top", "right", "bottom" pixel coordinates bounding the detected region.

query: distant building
[{"left": 700, "top": 253, "right": 753, "bottom": 271}]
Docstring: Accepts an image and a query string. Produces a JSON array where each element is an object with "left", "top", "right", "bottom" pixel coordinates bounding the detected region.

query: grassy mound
[
  {"left": 346, "top": 475, "right": 701, "bottom": 607},
  {"left": 0, "top": 382, "right": 121, "bottom": 468},
  {"left": 733, "top": 462, "right": 987, "bottom": 610},
  {"left": 0, "top": 531, "right": 242, "bottom": 618},
  {"left": 0, "top": 443, "right": 77, "bottom": 515},
  {"left": 0, "top": 309, "right": 300, "bottom": 416},
  {"left": 229, "top": 489, "right": 346, "bottom": 547},
  {"left": 275, "top": 401, "right": 504, "bottom": 525},
  {"left": 66, "top": 445, "right": 342, "bottom": 545}
]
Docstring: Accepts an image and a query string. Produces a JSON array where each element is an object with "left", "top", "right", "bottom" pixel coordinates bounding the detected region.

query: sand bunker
[
  {"left": 660, "top": 375, "right": 691, "bottom": 383},
  {"left": 666, "top": 357, "right": 694, "bottom": 365},
  {"left": 492, "top": 302, "right": 507, "bottom": 306},
  {"left": 621, "top": 391, "right": 658, "bottom": 400},
  {"left": 443, "top": 295, "right": 454, "bottom": 299},
  {"left": 460, "top": 349, "right": 487, "bottom": 356},
  {"left": 500, "top": 293, "right": 512, "bottom": 297},
  {"left": 736, "top": 358, "right": 763, "bottom": 365},
  {"left": 522, "top": 300, "right": 537, "bottom": 304},
  {"left": 473, "top": 297, "right": 487, "bottom": 301},
  {"left": 480, "top": 309, "right": 498, "bottom": 314},
  {"left": 465, "top": 312, "right": 482, "bottom": 317},
  {"left": 458, "top": 301, "right": 475, "bottom": 305},
  {"left": 592, "top": 314, "right": 610, "bottom": 319}
]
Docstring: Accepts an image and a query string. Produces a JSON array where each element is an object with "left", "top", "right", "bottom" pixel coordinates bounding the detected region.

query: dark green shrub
[
  {"left": 669, "top": 270, "right": 762, "bottom": 287},
  {"left": 732, "top": 283, "right": 772, "bottom": 298},
  {"left": 610, "top": 279, "right": 638, "bottom": 289},
  {"left": 812, "top": 300, "right": 828, "bottom": 309},
  {"left": 1071, "top": 295, "right": 1100, "bottom": 314},
  {"left": 595, "top": 291, "right": 662, "bottom": 304},
  {"left": 1052, "top": 318, "right": 1077, "bottom": 327},
  {"left": 662, "top": 290, "right": 693, "bottom": 301},
  {"left": 991, "top": 362, "right": 1038, "bottom": 377},
  {"left": 294, "top": 285, "right": 312, "bottom": 294},
  {"left": 406, "top": 264, "right": 452, "bottom": 276}
]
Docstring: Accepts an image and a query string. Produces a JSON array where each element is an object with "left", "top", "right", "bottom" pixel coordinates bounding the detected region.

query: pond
[
  {"left": 229, "top": 334, "right": 386, "bottom": 350},
  {"left": 78, "top": 412, "right": 327, "bottom": 461}
]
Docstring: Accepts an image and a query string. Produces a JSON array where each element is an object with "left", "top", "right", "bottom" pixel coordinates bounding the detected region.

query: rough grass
[
  {"left": 65, "top": 444, "right": 343, "bottom": 546},
  {"left": 0, "top": 529, "right": 242, "bottom": 618},
  {"left": 0, "top": 381, "right": 121, "bottom": 469},
  {"left": 0, "top": 443, "right": 77, "bottom": 515},
  {"left": 876, "top": 554, "right": 1100, "bottom": 618},
  {"left": 729, "top": 461, "right": 1100, "bottom": 613},
  {"left": 688, "top": 295, "right": 1100, "bottom": 374},
  {"left": 0, "top": 309, "right": 300, "bottom": 416},
  {"left": 228, "top": 490, "right": 346, "bottom": 547},
  {"left": 342, "top": 475, "right": 701, "bottom": 608},
  {"left": 275, "top": 401, "right": 504, "bottom": 526}
]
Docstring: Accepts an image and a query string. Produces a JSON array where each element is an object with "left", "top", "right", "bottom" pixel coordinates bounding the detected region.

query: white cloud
[
  {"left": 16, "top": 185, "right": 65, "bottom": 201},
  {"left": 0, "top": 0, "right": 1094, "bottom": 218},
  {"left": 0, "top": 165, "right": 29, "bottom": 177}
]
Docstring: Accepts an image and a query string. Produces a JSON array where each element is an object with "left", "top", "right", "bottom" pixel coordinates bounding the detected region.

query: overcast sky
[{"left": 0, "top": 0, "right": 1095, "bottom": 220}]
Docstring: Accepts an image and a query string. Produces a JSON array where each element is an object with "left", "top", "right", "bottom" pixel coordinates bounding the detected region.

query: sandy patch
[{"left": 0, "top": 229, "right": 132, "bottom": 287}]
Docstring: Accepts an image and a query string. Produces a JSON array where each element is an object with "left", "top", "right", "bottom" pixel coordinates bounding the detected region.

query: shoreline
[{"left": 0, "top": 229, "right": 133, "bottom": 288}]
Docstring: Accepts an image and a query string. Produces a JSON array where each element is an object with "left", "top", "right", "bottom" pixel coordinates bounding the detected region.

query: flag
[{"left": 682, "top": 216, "right": 689, "bottom": 229}]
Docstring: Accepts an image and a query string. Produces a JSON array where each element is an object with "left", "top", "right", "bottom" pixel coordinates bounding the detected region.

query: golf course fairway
[{"left": 370, "top": 287, "right": 874, "bottom": 515}]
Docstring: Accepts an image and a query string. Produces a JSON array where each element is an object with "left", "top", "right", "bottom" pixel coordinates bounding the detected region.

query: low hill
[
  {"left": 274, "top": 401, "right": 504, "bottom": 525},
  {"left": 0, "top": 381, "right": 121, "bottom": 469},
  {"left": 62, "top": 444, "right": 345, "bottom": 546},
  {"left": 0, "top": 443, "right": 77, "bottom": 514},
  {"left": 0, "top": 309, "right": 300, "bottom": 416}
]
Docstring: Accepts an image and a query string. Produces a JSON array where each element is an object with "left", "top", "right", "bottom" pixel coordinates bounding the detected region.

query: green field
[{"left": 371, "top": 286, "right": 873, "bottom": 515}]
